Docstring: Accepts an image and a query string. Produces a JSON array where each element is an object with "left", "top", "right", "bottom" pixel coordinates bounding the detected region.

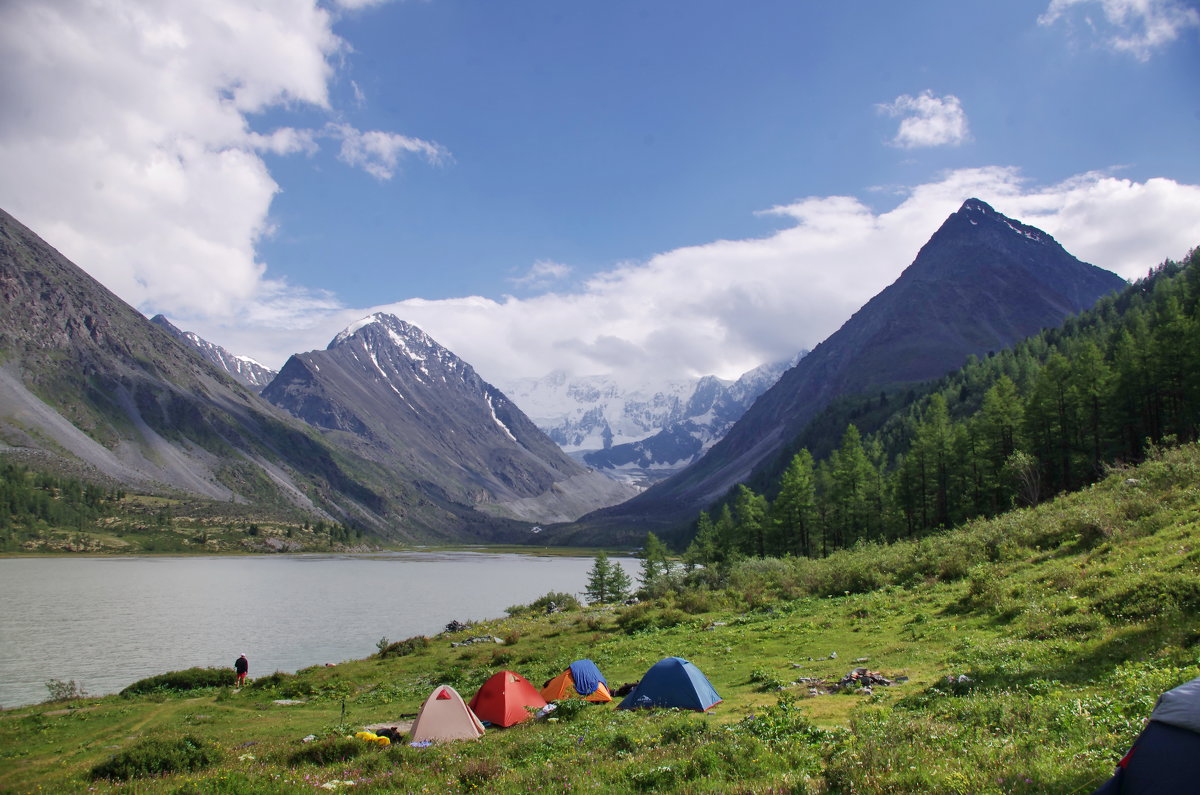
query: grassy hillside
[{"left": 2, "top": 443, "right": 1198, "bottom": 793}]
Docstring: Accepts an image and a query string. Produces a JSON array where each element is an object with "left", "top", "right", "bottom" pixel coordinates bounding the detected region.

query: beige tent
[{"left": 409, "top": 685, "right": 485, "bottom": 742}]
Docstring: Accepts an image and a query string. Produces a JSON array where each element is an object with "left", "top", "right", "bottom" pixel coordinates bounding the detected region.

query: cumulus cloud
[
  {"left": 186, "top": 169, "right": 1200, "bottom": 391},
  {"left": 878, "top": 91, "right": 970, "bottom": 149},
  {"left": 1039, "top": 0, "right": 1200, "bottom": 60},
  {"left": 0, "top": 0, "right": 442, "bottom": 322}
]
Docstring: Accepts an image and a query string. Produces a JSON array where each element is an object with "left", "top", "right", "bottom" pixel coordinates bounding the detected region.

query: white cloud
[
  {"left": 509, "top": 260, "right": 573, "bottom": 290},
  {"left": 185, "top": 169, "right": 1200, "bottom": 391},
  {"left": 0, "top": 0, "right": 441, "bottom": 321},
  {"left": 878, "top": 91, "right": 970, "bottom": 149},
  {"left": 327, "top": 123, "right": 449, "bottom": 180},
  {"left": 1039, "top": 0, "right": 1200, "bottom": 60}
]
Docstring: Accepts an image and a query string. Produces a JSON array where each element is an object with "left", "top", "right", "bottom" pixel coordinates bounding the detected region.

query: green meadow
[{"left": 2, "top": 443, "right": 1198, "bottom": 793}]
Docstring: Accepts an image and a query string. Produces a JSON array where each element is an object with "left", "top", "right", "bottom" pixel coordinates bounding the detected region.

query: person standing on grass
[{"left": 234, "top": 653, "right": 248, "bottom": 687}]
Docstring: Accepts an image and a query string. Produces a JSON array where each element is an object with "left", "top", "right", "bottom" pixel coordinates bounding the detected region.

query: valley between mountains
[{"left": 0, "top": 198, "right": 1141, "bottom": 553}]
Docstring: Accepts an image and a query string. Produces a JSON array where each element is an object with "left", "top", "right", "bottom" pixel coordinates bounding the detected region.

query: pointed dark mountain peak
[
  {"left": 325, "top": 312, "right": 472, "bottom": 391},
  {"left": 571, "top": 202, "right": 1127, "bottom": 540},
  {"left": 332, "top": 312, "right": 429, "bottom": 350}
]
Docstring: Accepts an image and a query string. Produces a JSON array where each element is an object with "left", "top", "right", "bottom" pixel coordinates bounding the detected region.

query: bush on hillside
[
  {"left": 246, "top": 671, "right": 317, "bottom": 698},
  {"left": 288, "top": 736, "right": 369, "bottom": 766},
  {"left": 378, "top": 635, "right": 430, "bottom": 658},
  {"left": 120, "top": 667, "right": 231, "bottom": 696},
  {"left": 90, "top": 734, "right": 222, "bottom": 781},
  {"left": 505, "top": 591, "right": 582, "bottom": 616},
  {"left": 616, "top": 604, "right": 689, "bottom": 634}
]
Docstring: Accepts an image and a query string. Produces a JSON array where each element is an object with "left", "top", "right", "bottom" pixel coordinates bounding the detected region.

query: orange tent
[
  {"left": 468, "top": 670, "right": 548, "bottom": 727},
  {"left": 541, "top": 670, "right": 613, "bottom": 703},
  {"left": 410, "top": 685, "right": 485, "bottom": 742}
]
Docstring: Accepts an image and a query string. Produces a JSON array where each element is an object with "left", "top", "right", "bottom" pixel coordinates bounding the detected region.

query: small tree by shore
[{"left": 584, "top": 551, "right": 631, "bottom": 604}]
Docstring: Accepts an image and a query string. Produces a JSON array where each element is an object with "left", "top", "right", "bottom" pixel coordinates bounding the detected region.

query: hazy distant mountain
[
  {"left": 501, "top": 357, "right": 800, "bottom": 487},
  {"left": 573, "top": 198, "right": 1129, "bottom": 538},
  {"left": 149, "top": 315, "right": 278, "bottom": 391},
  {"left": 261, "top": 313, "right": 637, "bottom": 523},
  {"left": 501, "top": 372, "right": 702, "bottom": 453}
]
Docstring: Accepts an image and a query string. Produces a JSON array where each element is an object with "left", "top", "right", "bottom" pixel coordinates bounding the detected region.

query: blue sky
[{"left": 2, "top": 0, "right": 1199, "bottom": 387}]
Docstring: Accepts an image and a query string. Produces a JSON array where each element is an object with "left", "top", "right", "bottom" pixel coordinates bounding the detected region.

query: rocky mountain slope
[
  {"left": 262, "top": 313, "right": 637, "bottom": 523},
  {"left": 0, "top": 208, "right": 533, "bottom": 541},
  {"left": 572, "top": 198, "right": 1129, "bottom": 536},
  {"left": 149, "top": 315, "right": 278, "bottom": 391}
]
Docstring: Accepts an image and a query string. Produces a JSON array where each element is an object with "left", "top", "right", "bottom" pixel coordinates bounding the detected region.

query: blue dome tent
[{"left": 617, "top": 657, "right": 722, "bottom": 712}]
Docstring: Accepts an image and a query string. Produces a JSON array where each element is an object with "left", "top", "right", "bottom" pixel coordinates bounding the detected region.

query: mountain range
[
  {"left": 0, "top": 208, "right": 632, "bottom": 540},
  {"left": 0, "top": 198, "right": 1129, "bottom": 546},
  {"left": 565, "top": 198, "right": 1128, "bottom": 541},
  {"left": 261, "top": 313, "right": 636, "bottom": 523},
  {"left": 499, "top": 356, "right": 800, "bottom": 487}
]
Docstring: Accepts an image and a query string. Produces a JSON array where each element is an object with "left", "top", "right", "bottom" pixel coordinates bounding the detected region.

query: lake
[{"left": 0, "top": 551, "right": 637, "bottom": 709}]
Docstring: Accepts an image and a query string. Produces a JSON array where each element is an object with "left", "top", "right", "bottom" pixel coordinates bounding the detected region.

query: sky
[{"left": 1, "top": 0, "right": 1199, "bottom": 389}]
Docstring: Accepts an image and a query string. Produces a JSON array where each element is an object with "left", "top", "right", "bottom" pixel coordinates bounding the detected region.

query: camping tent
[
  {"left": 409, "top": 685, "right": 486, "bottom": 742},
  {"left": 468, "top": 670, "right": 548, "bottom": 727},
  {"left": 541, "top": 659, "right": 613, "bottom": 703},
  {"left": 1092, "top": 676, "right": 1200, "bottom": 793},
  {"left": 617, "top": 657, "right": 721, "bottom": 712}
]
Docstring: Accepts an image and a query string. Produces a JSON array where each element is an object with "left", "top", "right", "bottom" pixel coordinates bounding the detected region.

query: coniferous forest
[{"left": 686, "top": 247, "right": 1200, "bottom": 565}]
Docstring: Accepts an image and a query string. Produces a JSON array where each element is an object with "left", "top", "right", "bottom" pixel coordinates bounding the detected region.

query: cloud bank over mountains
[
  {"left": 1, "top": 0, "right": 1198, "bottom": 388},
  {"left": 197, "top": 167, "right": 1200, "bottom": 387}
]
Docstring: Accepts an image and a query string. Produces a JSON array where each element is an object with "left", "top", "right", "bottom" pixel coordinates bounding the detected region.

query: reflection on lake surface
[{"left": 0, "top": 551, "right": 635, "bottom": 708}]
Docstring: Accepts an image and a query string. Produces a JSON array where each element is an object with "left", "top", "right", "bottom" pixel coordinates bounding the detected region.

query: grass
[{"left": 1, "top": 444, "right": 1198, "bottom": 792}]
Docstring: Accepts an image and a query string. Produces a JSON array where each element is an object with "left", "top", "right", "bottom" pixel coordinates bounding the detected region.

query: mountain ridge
[
  {"left": 566, "top": 198, "right": 1128, "bottom": 539},
  {"left": 149, "top": 315, "right": 278, "bottom": 391},
  {"left": 262, "top": 313, "right": 637, "bottom": 524}
]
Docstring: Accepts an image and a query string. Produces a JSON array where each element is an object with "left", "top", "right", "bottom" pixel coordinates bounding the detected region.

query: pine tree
[
  {"left": 607, "top": 559, "right": 632, "bottom": 602},
  {"left": 770, "top": 449, "right": 816, "bottom": 556},
  {"left": 584, "top": 552, "right": 614, "bottom": 604},
  {"left": 732, "top": 484, "right": 768, "bottom": 557}
]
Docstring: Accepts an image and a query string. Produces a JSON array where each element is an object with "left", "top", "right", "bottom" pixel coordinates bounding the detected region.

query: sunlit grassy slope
[{"left": 2, "top": 443, "right": 1197, "bottom": 793}]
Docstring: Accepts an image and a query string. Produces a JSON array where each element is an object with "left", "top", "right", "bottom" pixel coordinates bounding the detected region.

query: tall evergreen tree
[{"left": 770, "top": 449, "right": 816, "bottom": 556}]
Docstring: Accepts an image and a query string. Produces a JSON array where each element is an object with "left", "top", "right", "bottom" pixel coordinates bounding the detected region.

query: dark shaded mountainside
[
  {"left": 566, "top": 199, "right": 1128, "bottom": 541},
  {"left": 262, "top": 314, "right": 636, "bottom": 523},
  {"left": 0, "top": 208, "right": 623, "bottom": 541}
]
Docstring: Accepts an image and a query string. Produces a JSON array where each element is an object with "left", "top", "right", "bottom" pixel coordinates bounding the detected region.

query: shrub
[
  {"left": 44, "top": 679, "right": 87, "bottom": 702},
  {"left": 379, "top": 635, "right": 430, "bottom": 658},
  {"left": 458, "top": 758, "right": 504, "bottom": 788},
  {"left": 288, "top": 736, "right": 368, "bottom": 766},
  {"left": 120, "top": 667, "right": 232, "bottom": 696},
  {"left": 247, "top": 671, "right": 316, "bottom": 698},
  {"left": 1099, "top": 573, "right": 1200, "bottom": 620},
  {"left": 674, "top": 588, "right": 725, "bottom": 615},
  {"left": 748, "top": 667, "right": 786, "bottom": 692},
  {"left": 616, "top": 604, "right": 656, "bottom": 634},
  {"left": 505, "top": 591, "right": 582, "bottom": 616},
  {"left": 90, "top": 734, "right": 222, "bottom": 781},
  {"left": 735, "top": 696, "right": 838, "bottom": 744},
  {"left": 549, "top": 697, "right": 591, "bottom": 722}
]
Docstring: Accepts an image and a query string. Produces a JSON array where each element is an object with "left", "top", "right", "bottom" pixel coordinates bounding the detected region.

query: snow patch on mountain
[{"left": 499, "top": 353, "right": 803, "bottom": 486}]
